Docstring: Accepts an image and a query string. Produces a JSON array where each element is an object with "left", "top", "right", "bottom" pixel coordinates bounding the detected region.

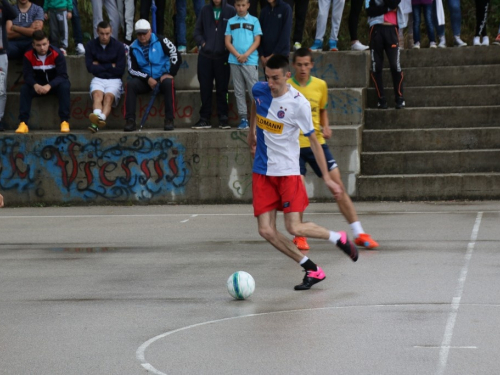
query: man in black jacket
[
  {"left": 258, "top": 0, "right": 292, "bottom": 68},
  {"left": 85, "top": 21, "right": 126, "bottom": 133},
  {"left": 192, "top": 0, "right": 235, "bottom": 129},
  {"left": 16, "top": 30, "right": 71, "bottom": 133}
]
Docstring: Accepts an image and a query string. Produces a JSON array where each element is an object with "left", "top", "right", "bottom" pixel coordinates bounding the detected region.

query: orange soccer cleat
[
  {"left": 355, "top": 233, "right": 379, "bottom": 250},
  {"left": 293, "top": 236, "right": 310, "bottom": 251}
]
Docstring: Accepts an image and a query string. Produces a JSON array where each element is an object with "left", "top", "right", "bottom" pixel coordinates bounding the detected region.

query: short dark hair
[
  {"left": 32, "top": 30, "right": 47, "bottom": 42},
  {"left": 234, "top": 0, "right": 249, "bottom": 4},
  {"left": 292, "top": 47, "right": 313, "bottom": 63},
  {"left": 265, "top": 54, "right": 289, "bottom": 74},
  {"left": 97, "top": 21, "right": 111, "bottom": 30}
]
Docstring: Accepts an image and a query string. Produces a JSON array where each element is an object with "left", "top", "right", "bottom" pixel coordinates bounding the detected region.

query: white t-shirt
[{"left": 252, "top": 82, "right": 314, "bottom": 176}]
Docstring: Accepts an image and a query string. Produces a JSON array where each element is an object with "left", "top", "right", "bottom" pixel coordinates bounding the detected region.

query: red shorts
[{"left": 252, "top": 173, "right": 309, "bottom": 217}]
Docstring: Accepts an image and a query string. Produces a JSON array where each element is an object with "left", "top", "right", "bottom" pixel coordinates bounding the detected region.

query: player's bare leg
[
  {"left": 102, "top": 92, "right": 115, "bottom": 118},
  {"left": 89, "top": 91, "right": 107, "bottom": 132}
]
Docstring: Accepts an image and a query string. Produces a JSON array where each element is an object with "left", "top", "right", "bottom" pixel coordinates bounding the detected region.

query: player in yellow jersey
[{"left": 288, "top": 48, "right": 379, "bottom": 250}]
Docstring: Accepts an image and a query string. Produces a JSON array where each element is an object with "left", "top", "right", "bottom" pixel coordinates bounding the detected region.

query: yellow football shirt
[{"left": 287, "top": 76, "right": 328, "bottom": 148}]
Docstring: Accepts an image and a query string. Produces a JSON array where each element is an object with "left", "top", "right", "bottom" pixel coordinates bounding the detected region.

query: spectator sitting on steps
[
  {"left": 85, "top": 21, "right": 126, "bottom": 133},
  {"left": 6, "top": 0, "right": 44, "bottom": 60},
  {"left": 15, "top": 30, "right": 71, "bottom": 134},
  {"left": 124, "top": 19, "right": 181, "bottom": 132}
]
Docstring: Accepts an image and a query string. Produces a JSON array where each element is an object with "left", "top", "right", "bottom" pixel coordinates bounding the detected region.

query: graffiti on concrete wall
[{"left": 0, "top": 134, "right": 190, "bottom": 201}]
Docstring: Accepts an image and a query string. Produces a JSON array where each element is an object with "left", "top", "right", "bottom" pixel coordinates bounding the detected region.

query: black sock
[{"left": 301, "top": 259, "right": 318, "bottom": 272}]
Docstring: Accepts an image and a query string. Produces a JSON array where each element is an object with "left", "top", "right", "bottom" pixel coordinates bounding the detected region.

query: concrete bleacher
[{"left": 1, "top": 52, "right": 369, "bottom": 205}]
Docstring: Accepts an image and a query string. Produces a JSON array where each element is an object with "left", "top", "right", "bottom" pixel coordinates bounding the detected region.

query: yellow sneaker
[
  {"left": 15, "top": 122, "right": 29, "bottom": 134},
  {"left": 60, "top": 121, "right": 70, "bottom": 133}
]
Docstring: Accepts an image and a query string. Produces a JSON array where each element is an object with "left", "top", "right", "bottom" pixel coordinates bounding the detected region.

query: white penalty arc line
[
  {"left": 436, "top": 211, "right": 483, "bottom": 375},
  {"left": 136, "top": 302, "right": 494, "bottom": 375}
]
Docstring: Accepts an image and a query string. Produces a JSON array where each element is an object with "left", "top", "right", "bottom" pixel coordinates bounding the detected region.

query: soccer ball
[{"left": 227, "top": 271, "right": 255, "bottom": 300}]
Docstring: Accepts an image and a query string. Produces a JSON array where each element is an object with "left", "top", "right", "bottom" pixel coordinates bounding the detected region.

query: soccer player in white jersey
[{"left": 247, "top": 54, "right": 358, "bottom": 291}]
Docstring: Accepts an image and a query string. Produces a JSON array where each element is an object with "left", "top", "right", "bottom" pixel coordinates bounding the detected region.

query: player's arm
[
  {"left": 247, "top": 102, "right": 257, "bottom": 157},
  {"left": 308, "top": 132, "right": 343, "bottom": 200},
  {"left": 320, "top": 109, "right": 332, "bottom": 139},
  {"left": 0, "top": 193, "right": 4, "bottom": 208}
]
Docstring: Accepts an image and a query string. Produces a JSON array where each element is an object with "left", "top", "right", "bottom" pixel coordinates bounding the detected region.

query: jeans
[
  {"left": 433, "top": 0, "right": 462, "bottom": 37},
  {"left": 175, "top": 0, "right": 204, "bottom": 46},
  {"left": 19, "top": 81, "right": 71, "bottom": 122},
  {"left": 140, "top": 0, "right": 166, "bottom": 36},
  {"left": 413, "top": 4, "right": 435, "bottom": 43},
  {"left": 7, "top": 38, "right": 32, "bottom": 60},
  {"left": 71, "top": 0, "right": 83, "bottom": 44}
]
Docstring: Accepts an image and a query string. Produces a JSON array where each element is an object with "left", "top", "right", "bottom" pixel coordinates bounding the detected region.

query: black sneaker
[
  {"left": 377, "top": 97, "right": 388, "bottom": 109},
  {"left": 88, "top": 124, "right": 99, "bottom": 133},
  {"left": 294, "top": 266, "right": 326, "bottom": 290},
  {"left": 164, "top": 118, "right": 175, "bottom": 131},
  {"left": 395, "top": 97, "right": 405, "bottom": 109},
  {"left": 0, "top": 121, "right": 4, "bottom": 132},
  {"left": 336, "top": 231, "right": 358, "bottom": 262},
  {"left": 192, "top": 119, "right": 211, "bottom": 129},
  {"left": 124, "top": 118, "right": 136, "bottom": 132},
  {"left": 219, "top": 117, "right": 231, "bottom": 129}
]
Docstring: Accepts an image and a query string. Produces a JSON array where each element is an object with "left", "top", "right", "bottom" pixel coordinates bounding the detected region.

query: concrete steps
[
  {"left": 363, "top": 127, "right": 500, "bottom": 151},
  {"left": 377, "top": 65, "right": 500, "bottom": 87},
  {"left": 365, "top": 106, "right": 500, "bottom": 129},
  {"left": 367, "top": 85, "right": 500, "bottom": 108},
  {"left": 357, "top": 47, "right": 500, "bottom": 200}
]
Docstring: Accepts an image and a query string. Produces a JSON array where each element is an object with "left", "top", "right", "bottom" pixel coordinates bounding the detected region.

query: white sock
[
  {"left": 299, "top": 256, "right": 308, "bottom": 265},
  {"left": 93, "top": 109, "right": 102, "bottom": 115},
  {"left": 100, "top": 113, "right": 106, "bottom": 120},
  {"left": 350, "top": 221, "right": 364, "bottom": 238},
  {"left": 328, "top": 231, "right": 341, "bottom": 243}
]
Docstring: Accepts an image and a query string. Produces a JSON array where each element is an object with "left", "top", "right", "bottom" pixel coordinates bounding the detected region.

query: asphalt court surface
[{"left": 0, "top": 201, "right": 499, "bottom": 375}]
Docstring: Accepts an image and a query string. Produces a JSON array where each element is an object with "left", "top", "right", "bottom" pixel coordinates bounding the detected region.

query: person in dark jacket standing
[
  {"left": 85, "top": 21, "right": 126, "bottom": 133},
  {"left": 0, "top": 0, "right": 19, "bottom": 131},
  {"left": 15, "top": 30, "right": 71, "bottom": 133},
  {"left": 192, "top": 0, "right": 235, "bottom": 129},
  {"left": 258, "top": 0, "right": 292, "bottom": 68},
  {"left": 124, "top": 19, "right": 181, "bottom": 132}
]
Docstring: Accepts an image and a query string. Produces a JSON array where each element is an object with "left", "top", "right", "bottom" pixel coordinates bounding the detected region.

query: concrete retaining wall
[{"left": 0, "top": 128, "right": 360, "bottom": 205}]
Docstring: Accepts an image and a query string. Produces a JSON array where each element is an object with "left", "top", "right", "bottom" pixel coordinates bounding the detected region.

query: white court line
[
  {"left": 136, "top": 302, "right": 496, "bottom": 375},
  {"left": 180, "top": 214, "right": 198, "bottom": 223},
  {"left": 436, "top": 212, "right": 483, "bottom": 375},
  {"left": 0, "top": 211, "right": 498, "bottom": 219}
]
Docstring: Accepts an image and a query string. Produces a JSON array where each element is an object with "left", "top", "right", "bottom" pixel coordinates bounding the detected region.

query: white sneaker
[
  {"left": 412, "top": 42, "right": 420, "bottom": 49},
  {"left": 430, "top": 42, "right": 437, "bottom": 48},
  {"left": 59, "top": 47, "right": 67, "bottom": 56},
  {"left": 351, "top": 41, "right": 369, "bottom": 51},
  {"left": 76, "top": 43, "right": 85, "bottom": 55},
  {"left": 454, "top": 36, "right": 467, "bottom": 47},
  {"left": 482, "top": 36, "right": 490, "bottom": 46},
  {"left": 473, "top": 36, "right": 481, "bottom": 46}
]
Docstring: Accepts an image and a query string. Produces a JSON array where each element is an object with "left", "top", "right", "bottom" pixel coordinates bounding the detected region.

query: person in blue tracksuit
[{"left": 124, "top": 19, "right": 181, "bottom": 132}]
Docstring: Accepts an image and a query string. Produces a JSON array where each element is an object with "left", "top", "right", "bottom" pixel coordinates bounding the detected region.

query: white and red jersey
[{"left": 252, "top": 82, "right": 314, "bottom": 176}]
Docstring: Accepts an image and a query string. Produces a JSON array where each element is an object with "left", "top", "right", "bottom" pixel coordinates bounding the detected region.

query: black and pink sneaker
[
  {"left": 337, "top": 231, "right": 358, "bottom": 262},
  {"left": 294, "top": 266, "right": 326, "bottom": 290}
]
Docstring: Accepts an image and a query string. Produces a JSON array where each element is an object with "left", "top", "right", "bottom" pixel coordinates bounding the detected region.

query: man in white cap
[{"left": 124, "top": 19, "right": 181, "bottom": 132}]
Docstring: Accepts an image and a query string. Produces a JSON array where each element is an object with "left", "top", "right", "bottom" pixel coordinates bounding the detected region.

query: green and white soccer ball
[{"left": 227, "top": 271, "right": 255, "bottom": 300}]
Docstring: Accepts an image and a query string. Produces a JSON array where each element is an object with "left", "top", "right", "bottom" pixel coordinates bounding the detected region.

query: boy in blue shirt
[{"left": 225, "top": 0, "right": 262, "bottom": 130}]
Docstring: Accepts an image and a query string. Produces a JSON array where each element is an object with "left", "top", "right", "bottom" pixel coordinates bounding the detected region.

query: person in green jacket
[{"left": 43, "top": 0, "right": 72, "bottom": 55}]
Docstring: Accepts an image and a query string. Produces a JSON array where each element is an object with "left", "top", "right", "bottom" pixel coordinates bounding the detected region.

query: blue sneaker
[
  {"left": 329, "top": 39, "right": 338, "bottom": 51},
  {"left": 310, "top": 39, "right": 323, "bottom": 51},
  {"left": 237, "top": 118, "right": 249, "bottom": 130},
  {"left": 177, "top": 45, "right": 187, "bottom": 54}
]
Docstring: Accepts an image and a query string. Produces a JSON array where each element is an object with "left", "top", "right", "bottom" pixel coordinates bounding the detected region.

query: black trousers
[
  {"left": 125, "top": 77, "right": 175, "bottom": 121},
  {"left": 348, "top": 0, "right": 364, "bottom": 41},
  {"left": 369, "top": 24, "right": 404, "bottom": 100},
  {"left": 475, "top": 0, "right": 489, "bottom": 37},
  {"left": 140, "top": 0, "right": 166, "bottom": 35},
  {"left": 197, "top": 54, "right": 230, "bottom": 121},
  {"left": 19, "top": 81, "right": 71, "bottom": 122},
  {"left": 284, "top": 0, "right": 310, "bottom": 43}
]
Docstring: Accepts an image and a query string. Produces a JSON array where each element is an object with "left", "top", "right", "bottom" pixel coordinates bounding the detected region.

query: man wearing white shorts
[{"left": 85, "top": 21, "right": 126, "bottom": 133}]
